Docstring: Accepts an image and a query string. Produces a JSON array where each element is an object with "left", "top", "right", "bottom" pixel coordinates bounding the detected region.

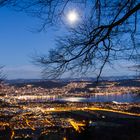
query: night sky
[{"left": 0, "top": 6, "right": 135, "bottom": 79}]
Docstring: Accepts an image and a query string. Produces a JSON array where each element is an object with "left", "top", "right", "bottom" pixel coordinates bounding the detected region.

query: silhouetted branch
[
  {"left": 1, "top": 0, "right": 140, "bottom": 81},
  {"left": 0, "top": 65, "right": 6, "bottom": 83}
]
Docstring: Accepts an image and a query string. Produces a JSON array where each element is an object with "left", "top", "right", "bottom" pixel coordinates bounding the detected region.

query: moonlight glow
[{"left": 67, "top": 10, "right": 79, "bottom": 24}]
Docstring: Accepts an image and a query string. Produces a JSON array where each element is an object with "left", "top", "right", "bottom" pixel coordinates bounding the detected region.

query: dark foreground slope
[{"left": 0, "top": 109, "right": 140, "bottom": 140}]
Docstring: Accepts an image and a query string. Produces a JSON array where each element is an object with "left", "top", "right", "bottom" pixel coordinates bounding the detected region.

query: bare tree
[
  {"left": 129, "top": 54, "right": 140, "bottom": 78},
  {"left": 0, "top": 65, "right": 5, "bottom": 83},
  {"left": 1, "top": 0, "right": 140, "bottom": 81}
]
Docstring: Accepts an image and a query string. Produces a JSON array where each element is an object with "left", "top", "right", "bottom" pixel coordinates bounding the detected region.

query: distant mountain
[
  {"left": 6, "top": 79, "right": 68, "bottom": 88},
  {"left": 5, "top": 79, "right": 42, "bottom": 84},
  {"left": 4, "top": 75, "right": 139, "bottom": 89},
  {"left": 6, "top": 75, "right": 137, "bottom": 84}
]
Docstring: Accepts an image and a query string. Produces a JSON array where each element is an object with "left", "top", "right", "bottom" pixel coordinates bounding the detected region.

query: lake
[
  {"left": 10, "top": 93, "right": 140, "bottom": 103},
  {"left": 57, "top": 93, "right": 140, "bottom": 103}
]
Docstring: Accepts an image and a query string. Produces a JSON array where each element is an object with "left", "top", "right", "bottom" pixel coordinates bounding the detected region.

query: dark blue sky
[
  {"left": 0, "top": 7, "right": 61, "bottom": 79},
  {"left": 0, "top": 7, "right": 135, "bottom": 79}
]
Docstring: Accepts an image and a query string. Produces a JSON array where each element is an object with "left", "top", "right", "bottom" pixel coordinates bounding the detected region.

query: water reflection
[
  {"left": 58, "top": 94, "right": 140, "bottom": 103},
  {"left": 5, "top": 93, "right": 140, "bottom": 103}
]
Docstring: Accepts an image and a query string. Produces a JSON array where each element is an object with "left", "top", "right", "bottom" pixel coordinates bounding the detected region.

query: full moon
[{"left": 67, "top": 10, "right": 79, "bottom": 24}]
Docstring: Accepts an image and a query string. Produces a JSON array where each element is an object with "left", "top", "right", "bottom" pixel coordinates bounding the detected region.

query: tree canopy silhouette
[{"left": 1, "top": 0, "right": 140, "bottom": 80}]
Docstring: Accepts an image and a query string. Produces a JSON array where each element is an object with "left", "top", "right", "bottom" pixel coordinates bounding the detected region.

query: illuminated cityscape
[{"left": 0, "top": 80, "right": 140, "bottom": 139}]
